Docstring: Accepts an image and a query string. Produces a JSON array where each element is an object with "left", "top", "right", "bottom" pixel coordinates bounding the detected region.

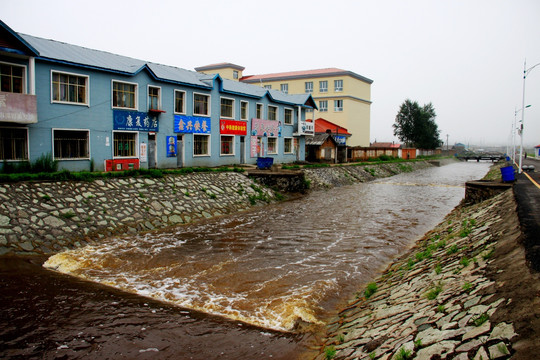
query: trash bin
[
  {"left": 257, "top": 157, "right": 273, "bottom": 170},
  {"left": 500, "top": 166, "right": 515, "bottom": 182}
]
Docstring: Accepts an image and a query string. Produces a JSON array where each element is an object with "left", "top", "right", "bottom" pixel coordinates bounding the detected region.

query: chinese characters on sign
[
  {"left": 113, "top": 110, "right": 159, "bottom": 132},
  {"left": 220, "top": 120, "right": 247, "bottom": 135},
  {"left": 0, "top": 93, "right": 38, "bottom": 124},
  {"left": 251, "top": 118, "right": 281, "bottom": 137},
  {"left": 174, "top": 115, "right": 211, "bottom": 134},
  {"left": 250, "top": 136, "right": 259, "bottom": 158},
  {"left": 334, "top": 135, "right": 347, "bottom": 145}
]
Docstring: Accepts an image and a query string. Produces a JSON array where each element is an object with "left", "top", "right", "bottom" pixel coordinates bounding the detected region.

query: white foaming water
[{"left": 44, "top": 162, "right": 491, "bottom": 331}]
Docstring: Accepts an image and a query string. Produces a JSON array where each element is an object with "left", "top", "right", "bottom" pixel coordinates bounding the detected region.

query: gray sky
[{"left": 4, "top": 0, "right": 540, "bottom": 148}]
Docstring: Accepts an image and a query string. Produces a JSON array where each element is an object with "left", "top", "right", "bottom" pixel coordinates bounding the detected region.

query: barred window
[
  {"left": 220, "top": 135, "right": 234, "bottom": 155},
  {"left": 113, "top": 81, "right": 136, "bottom": 109},
  {"left": 0, "top": 127, "right": 28, "bottom": 160},
  {"left": 267, "top": 137, "right": 277, "bottom": 154},
  {"left": 114, "top": 132, "right": 137, "bottom": 157},
  {"left": 53, "top": 129, "right": 89, "bottom": 159}
]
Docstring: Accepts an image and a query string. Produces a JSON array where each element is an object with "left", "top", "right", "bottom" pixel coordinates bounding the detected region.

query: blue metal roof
[{"left": 18, "top": 33, "right": 314, "bottom": 107}]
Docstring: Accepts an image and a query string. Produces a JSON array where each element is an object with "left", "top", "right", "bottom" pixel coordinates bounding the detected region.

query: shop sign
[
  {"left": 220, "top": 119, "right": 247, "bottom": 135},
  {"left": 334, "top": 135, "right": 347, "bottom": 145},
  {"left": 113, "top": 110, "right": 158, "bottom": 132},
  {"left": 174, "top": 115, "right": 211, "bottom": 134},
  {"left": 298, "top": 120, "right": 314, "bottom": 135},
  {"left": 140, "top": 143, "right": 147, "bottom": 162},
  {"left": 250, "top": 136, "right": 259, "bottom": 158},
  {"left": 0, "top": 93, "right": 38, "bottom": 124},
  {"left": 166, "top": 136, "right": 177, "bottom": 157},
  {"left": 251, "top": 118, "right": 281, "bottom": 137}
]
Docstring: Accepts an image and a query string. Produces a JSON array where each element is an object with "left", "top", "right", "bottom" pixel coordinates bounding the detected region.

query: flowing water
[{"left": 1, "top": 162, "right": 491, "bottom": 359}]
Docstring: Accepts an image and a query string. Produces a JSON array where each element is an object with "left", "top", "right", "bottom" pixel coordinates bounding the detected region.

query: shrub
[
  {"left": 364, "top": 282, "right": 378, "bottom": 299},
  {"left": 32, "top": 153, "right": 58, "bottom": 173}
]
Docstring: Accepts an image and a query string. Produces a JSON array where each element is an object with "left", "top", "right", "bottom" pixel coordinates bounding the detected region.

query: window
[
  {"left": 319, "top": 80, "right": 328, "bottom": 93},
  {"left": 52, "top": 71, "right": 88, "bottom": 104},
  {"left": 284, "top": 138, "right": 293, "bottom": 154},
  {"left": 256, "top": 103, "right": 263, "bottom": 119},
  {"left": 113, "top": 81, "right": 137, "bottom": 109},
  {"left": 0, "top": 127, "right": 28, "bottom": 160},
  {"left": 1, "top": 63, "right": 24, "bottom": 93},
  {"left": 284, "top": 108, "right": 293, "bottom": 125},
  {"left": 240, "top": 101, "right": 248, "bottom": 120},
  {"left": 280, "top": 84, "right": 288, "bottom": 94},
  {"left": 305, "top": 81, "right": 313, "bottom": 93},
  {"left": 113, "top": 132, "right": 137, "bottom": 157},
  {"left": 319, "top": 100, "right": 328, "bottom": 112},
  {"left": 264, "top": 85, "right": 272, "bottom": 90},
  {"left": 334, "top": 79, "right": 343, "bottom": 92},
  {"left": 334, "top": 100, "right": 343, "bottom": 112},
  {"left": 148, "top": 86, "right": 160, "bottom": 110},
  {"left": 268, "top": 105, "right": 277, "bottom": 121},
  {"left": 194, "top": 93, "right": 210, "bottom": 116},
  {"left": 53, "top": 129, "right": 89, "bottom": 159},
  {"left": 174, "top": 90, "right": 185, "bottom": 113},
  {"left": 221, "top": 97, "right": 234, "bottom": 118},
  {"left": 220, "top": 135, "right": 234, "bottom": 155},
  {"left": 306, "top": 108, "right": 313, "bottom": 113},
  {"left": 267, "top": 137, "right": 277, "bottom": 154},
  {"left": 194, "top": 134, "right": 210, "bottom": 156},
  {"left": 233, "top": 70, "right": 239, "bottom": 80}
]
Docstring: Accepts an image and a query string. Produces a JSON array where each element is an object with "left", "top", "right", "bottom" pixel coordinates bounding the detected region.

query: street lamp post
[{"left": 519, "top": 60, "right": 540, "bottom": 173}]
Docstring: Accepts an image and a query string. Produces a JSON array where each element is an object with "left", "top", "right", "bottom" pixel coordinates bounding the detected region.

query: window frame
[
  {"left": 112, "top": 130, "right": 138, "bottom": 158},
  {"left": 52, "top": 128, "right": 90, "bottom": 160},
  {"left": 193, "top": 133, "right": 211, "bottom": 157},
  {"left": 284, "top": 108, "right": 293, "bottom": 125},
  {"left": 0, "top": 61, "right": 26, "bottom": 94},
  {"left": 256, "top": 103, "right": 264, "bottom": 119},
  {"left": 51, "top": 70, "right": 89, "bottom": 106},
  {"left": 147, "top": 85, "right": 161, "bottom": 111},
  {"left": 305, "top": 81, "right": 313, "bottom": 93},
  {"left": 267, "top": 136, "right": 278, "bottom": 154},
  {"left": 334, "top": 79, "right": 343, "bottom": 92},
  {"left": 280, "top": 83, "right": 288, "bottom": 94},
  {"left": 193, "top": 92, "right": 211, "bottom": 117},
  {"left": 319, "top": 80, "right": 328, "bottom": 93},
  {"left": 220, "top": 97, "right": 235, "bottom": 119},
  {"left": 112, "top": 80, "right": 138, "bottom": 110},
  {"left": 319, "top": 100, "right": 328, "bottom": 112},
  {"left": 264, "top": 85, "right": 272, "bottom": 90},
  {"left": 240, "top": 101, "right": 249, "bottom": 120},
  {"left": 220, "top": 135, "right": 235, "bottom": 156},
  {"left": 0, "top": 126, "right": 29, "bottom": 161},
  {"left": 174, "top": 89, "right": 186, "bottom": 114},
  {"left": 268, "top": 105, "right": 278, "bottom": 121},
  {"left": 334, "top": 99, "right": 343, "bottom": 112},
  {"left": 284, "top": 137, "right": 293, "bottom": 154},
  {"left": 233, "top": 70, "right": 239, "bottom": 79}
]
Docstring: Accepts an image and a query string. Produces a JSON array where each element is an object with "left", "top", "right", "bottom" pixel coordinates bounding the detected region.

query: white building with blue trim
[{"left": 0, "top": 20, "right": 316, "bottom": 172}]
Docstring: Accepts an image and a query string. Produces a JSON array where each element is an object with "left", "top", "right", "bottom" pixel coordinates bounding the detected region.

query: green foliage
[
  {"left": 369, "top": 351, "right": 377, "bottom": 360},
  {"left": 437, "top": 304, "right": 445, "bottom": 313},
  {"left": 414, "top": 338, "right": 423, "bottom": 350},
  {"left": 460, "top": 257, "right": 470, "bottom": 267},
  {"left": 462, "top": 282, "right": 473, "bottom": 293},
  {"left": 324, "top": 346, "right": 336, "bottom": 360},
  {"left": 472, "top": 313, "right": 489, "bottom": 327},
  {"left": 482, "top": 248, "right": 495, "bottom": 260},
  {"left": 446, "top": 244, "right": 459, "bottom": 255},
  {"left": 32, "top": 153, "right": 58, "bottom": 173},
  {"left": 393, "top": 99, "right": 442, "bottom": 149},
  {"left": 364, "top": 282, "right": 378, "bottom": 299},
  {"left": 394, "top": 347, "right": 413, "bottom": 360},
  {"left": 425, "top": 283, "right": 443, "bottom": 300},
  {"left": 60, "top": 211, "right": 76, "bottom": 219},
  {"left": 434, "top": 263, "right": 442, "bottom": 274}
]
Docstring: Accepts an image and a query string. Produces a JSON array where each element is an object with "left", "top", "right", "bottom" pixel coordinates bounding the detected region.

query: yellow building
[
  {"left": 241, "top": 68, "right": 372, "bottom": 146},
  {"left": 194, "top": 64, "right": 373, "bottom": 146}
]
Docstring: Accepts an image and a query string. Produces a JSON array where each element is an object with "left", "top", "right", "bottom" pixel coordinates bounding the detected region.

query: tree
[{"left": 393, "top": 99, "right": 442, "bottom": 149}]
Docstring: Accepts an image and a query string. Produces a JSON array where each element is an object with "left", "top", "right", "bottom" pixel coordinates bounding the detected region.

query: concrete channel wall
[{"left": 0, "top": 161, "right": 434, "bottom": 256}]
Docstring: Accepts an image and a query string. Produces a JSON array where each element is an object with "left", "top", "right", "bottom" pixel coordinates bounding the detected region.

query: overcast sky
[{"left": 4, "top": 0, "right": 540, "bottom": 148}]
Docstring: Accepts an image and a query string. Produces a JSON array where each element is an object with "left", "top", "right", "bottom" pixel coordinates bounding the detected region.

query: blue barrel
[{"left": 500, "top": 166, "right": 515, "bottom": 182}]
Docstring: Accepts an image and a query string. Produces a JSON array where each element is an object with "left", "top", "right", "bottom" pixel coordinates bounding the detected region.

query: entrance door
[
  {"left": 148, "top": 134, "right": 156, "bottom": 169},
  {"left": 240, "top": 136, "right": 245, "bottom": 164},
  {"left": 177, "top": 134, "right": 183, "bottom": 168}
]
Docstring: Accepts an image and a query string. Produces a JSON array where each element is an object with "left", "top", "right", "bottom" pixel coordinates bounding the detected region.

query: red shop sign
[{"left": 220, "top": 119, "right": 247, "bottom": 135}]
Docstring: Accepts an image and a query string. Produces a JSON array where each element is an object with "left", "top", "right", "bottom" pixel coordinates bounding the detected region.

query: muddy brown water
[{"left": 0, "top": 162, "right": 491, "bottom": 359}]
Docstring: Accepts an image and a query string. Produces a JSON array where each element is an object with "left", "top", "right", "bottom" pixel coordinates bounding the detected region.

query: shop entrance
[
  {"left": 177, "top": 135, "right": 183, "bottom": 168},
  {"left": 148, "top": 133, "right": 156, "bottom": 169}
]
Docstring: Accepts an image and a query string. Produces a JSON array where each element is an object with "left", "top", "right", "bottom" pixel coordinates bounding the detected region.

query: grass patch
[
  {"left": 395, "top": 347, "right": 413, "bottom": 360},
  {"left": 462, "top": 282, "right": 473, "bottom": 293},
  {"left": 472, "top": 313, "right": 489, "bottom": 327},
  {"left": 364, "top": 282, "right": 378, "bottom": 299},
  {"left": 324, "top": 345, "right": 336, "bottom": 360},
  {"left": 425, "top": 283, "right": 443, "bottom": 300},
  {"left": 60, "top": 211, "right": 76, "bottom": 219},
  {"left": 446, "top": 244, "right": 459, "bottom": 255}
]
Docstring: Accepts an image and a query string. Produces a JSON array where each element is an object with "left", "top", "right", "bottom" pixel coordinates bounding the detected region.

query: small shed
[{"left": 306, "top": 133, "right": 339, "bottom": 163}]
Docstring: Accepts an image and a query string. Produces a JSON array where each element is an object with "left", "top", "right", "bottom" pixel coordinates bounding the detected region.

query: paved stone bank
[
  {"left": 0, "top": 172, "right": 275, "bottom": 255},
  {"left": 303, "top": 162, "right": 433, "bottom": 190},
  {"left": 315, "top": 189, "right": 523, "bottom": 360}
]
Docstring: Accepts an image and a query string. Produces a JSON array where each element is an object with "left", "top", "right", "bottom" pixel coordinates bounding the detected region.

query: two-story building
[{"left": 0, "top": 21, "right": 316, "bottom": 172}]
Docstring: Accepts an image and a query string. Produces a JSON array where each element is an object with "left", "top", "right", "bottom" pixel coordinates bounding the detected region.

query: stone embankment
[
  {"left": 0, "top": 161, "right": 432, "bottom": 256},
  {"left": 314, "top": 188, "right": 537, "bottom": 360}
]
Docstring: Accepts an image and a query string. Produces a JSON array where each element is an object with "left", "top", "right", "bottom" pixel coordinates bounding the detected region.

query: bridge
[{"left": 456, "top": 152, "right": 506, "bottom": 162}]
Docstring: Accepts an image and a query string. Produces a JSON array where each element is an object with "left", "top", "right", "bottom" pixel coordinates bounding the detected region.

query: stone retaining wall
[{"left": 0, "top": 172, "right": 275, "bottom": 255}]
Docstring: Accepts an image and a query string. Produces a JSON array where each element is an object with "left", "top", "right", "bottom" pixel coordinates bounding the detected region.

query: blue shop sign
[
  {"left": 113, "top": 110, "right": 159, "bottom": 132},
  {"left": 334, "top": 135, "right": 347, "bottom": 145},
  {"left": 174, "top": 115, "right": 211, "bottom": 134}
]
